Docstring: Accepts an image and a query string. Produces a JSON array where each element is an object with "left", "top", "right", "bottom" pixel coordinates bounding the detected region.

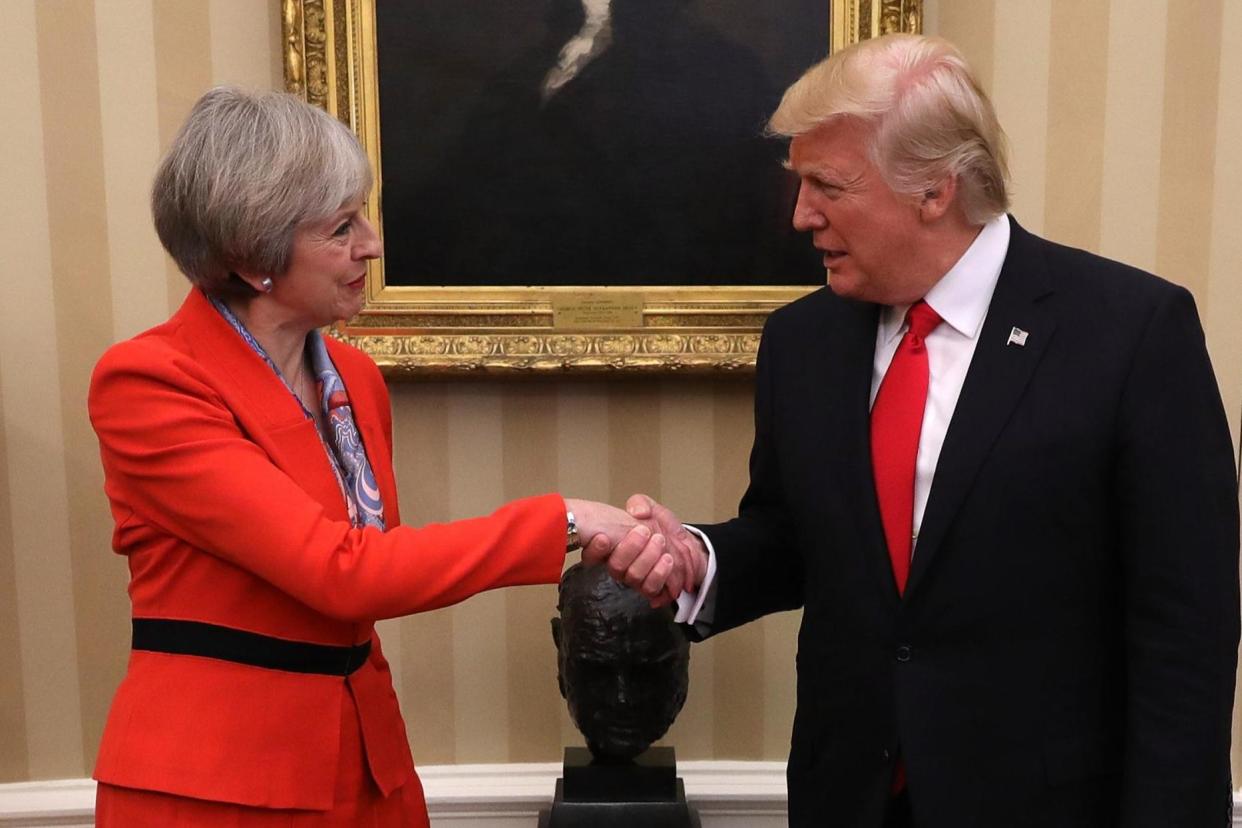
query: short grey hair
[
  {"left": 152, "top": 86, "right": 372, "bottom": 297},
  {"left": 769, "top": 34, "right": 1009, "bottom": 225}
]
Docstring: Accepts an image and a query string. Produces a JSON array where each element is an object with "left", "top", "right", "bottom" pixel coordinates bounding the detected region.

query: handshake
[{"left": 564, "top": 496, "right": 708, "bottom": 609}]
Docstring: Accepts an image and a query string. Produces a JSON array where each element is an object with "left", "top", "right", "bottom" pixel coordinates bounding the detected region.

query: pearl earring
[{"left": 259, "top": 277, "right": 274, "bottom": 293}]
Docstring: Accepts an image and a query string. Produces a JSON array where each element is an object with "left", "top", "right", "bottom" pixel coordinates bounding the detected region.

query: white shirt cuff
[{"left": 673, "top": 525, "right": 717, "bottom": 627}]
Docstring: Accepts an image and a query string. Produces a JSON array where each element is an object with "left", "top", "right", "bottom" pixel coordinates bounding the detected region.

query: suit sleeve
[
  {"left": 1114, "top": 286, "right": 1240, "bottom": 826},
  {"left": 89, "top": 340, "right": 567, "bottom": 623},
  {"left": 694, "top": 320, "right": 805, "bottom": 636}
]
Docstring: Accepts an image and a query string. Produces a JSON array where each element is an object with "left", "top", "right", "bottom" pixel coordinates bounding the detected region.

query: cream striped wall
[{"left": 1, "top": 0, "right": 1239, "bottom": 784}]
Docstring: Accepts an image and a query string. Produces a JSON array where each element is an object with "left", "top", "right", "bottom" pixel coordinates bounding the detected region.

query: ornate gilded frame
[{"left": 282, "top": 0, "right": 921, "bottom": 376}]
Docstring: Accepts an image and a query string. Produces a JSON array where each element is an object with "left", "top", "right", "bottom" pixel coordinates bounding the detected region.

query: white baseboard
[
  {"left": 0, "top": 761, "right": 789, "bottom": 828},
  {"left": 0, "top": 779, "right": 94, "bottom": 828},
  {"left": 4, "top": 769, "right": 1238, "bottom": 827}
]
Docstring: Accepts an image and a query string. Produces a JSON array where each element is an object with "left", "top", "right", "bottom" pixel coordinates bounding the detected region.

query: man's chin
[
  {"left": 826, "top": 272, "right": 864, "bottom": 300},
  {"left": 593, "top": 732, "right": 656, "bottom": 754}
]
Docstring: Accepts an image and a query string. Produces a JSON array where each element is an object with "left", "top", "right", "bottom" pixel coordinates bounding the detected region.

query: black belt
[{"left": 132, "top": 618, "right": 371, "bottom": 676}]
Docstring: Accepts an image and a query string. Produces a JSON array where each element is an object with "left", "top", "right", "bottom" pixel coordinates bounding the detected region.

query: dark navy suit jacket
[{"left": 698, "top": 217, "right": 1239, "bottom": 828}]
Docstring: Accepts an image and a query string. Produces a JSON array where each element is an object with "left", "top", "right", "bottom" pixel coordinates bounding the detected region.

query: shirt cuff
[{"left": 674, "top": 524, "right": 717, "bottom": 630}]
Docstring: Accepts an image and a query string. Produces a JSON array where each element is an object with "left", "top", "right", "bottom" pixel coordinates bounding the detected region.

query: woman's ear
[{"left": 231, "top": 270, "right": 272, "bottom": 294}]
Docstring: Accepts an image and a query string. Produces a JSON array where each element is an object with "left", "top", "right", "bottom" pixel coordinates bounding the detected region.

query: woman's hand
[{"left": 564, "top": 498, "right": 685, "bottom": 606}]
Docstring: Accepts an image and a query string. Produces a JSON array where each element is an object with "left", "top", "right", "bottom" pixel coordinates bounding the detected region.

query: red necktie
[{"left": 871, "top": 300, "right": 942, "bottom": 595}]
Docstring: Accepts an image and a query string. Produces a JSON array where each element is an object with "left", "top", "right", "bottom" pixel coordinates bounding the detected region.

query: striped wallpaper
[{"left": 1, "top": 0, "right": 1240, "bottom": 785}]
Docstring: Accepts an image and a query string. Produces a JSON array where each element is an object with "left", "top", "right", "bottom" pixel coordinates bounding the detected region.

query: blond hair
[{"left": 769, "top": 34, "right": 1009, "bottom": 224}]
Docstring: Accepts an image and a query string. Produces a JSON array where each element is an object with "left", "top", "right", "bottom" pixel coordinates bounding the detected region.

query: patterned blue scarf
[{"left": 209, "top": 293, "right": 386, "bottom": 530}]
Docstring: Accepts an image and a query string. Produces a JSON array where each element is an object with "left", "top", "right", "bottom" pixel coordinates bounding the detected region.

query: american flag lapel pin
[{"left": 1006, "top": 327, "right": 1029, "bottom": 347}]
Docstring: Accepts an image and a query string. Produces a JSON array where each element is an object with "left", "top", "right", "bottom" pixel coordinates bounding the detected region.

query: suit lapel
[
  {"left": 905, "top": 219, "right": 1057, "bottom": 595},
  {"left": 811, "top": 296, "right": 898, "bottom": 603},
  {"left": 175, "top": 290, "right": 351, "bottom": 521}
]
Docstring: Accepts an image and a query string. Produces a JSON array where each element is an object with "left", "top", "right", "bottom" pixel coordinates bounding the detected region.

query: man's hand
[
  {"left": 626, "top": 493, "right": 708, "bottom": 606},
  {"left": 564, "top": 498, "right": 680, "bottom": 603}
]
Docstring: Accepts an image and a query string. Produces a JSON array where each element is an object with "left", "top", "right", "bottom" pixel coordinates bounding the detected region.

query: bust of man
[{"left": 552, "top": 562, "right": 691, "bottom": 761}]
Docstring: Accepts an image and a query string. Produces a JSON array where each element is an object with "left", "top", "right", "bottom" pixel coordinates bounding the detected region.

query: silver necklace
[{"left": 286, "top": 351, "right": 311, "bottom": 412}]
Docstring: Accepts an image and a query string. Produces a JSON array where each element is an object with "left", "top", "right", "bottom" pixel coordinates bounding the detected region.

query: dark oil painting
[{"left": 376, "top": 0, "right": 830, "bottom": 287}]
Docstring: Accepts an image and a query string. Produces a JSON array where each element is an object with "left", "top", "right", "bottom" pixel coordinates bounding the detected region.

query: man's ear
[
  {"left": 919, "top": 175, "right": 958, "bottom": 222},
  {"left": 551, "top": 617, "right": 562, "bottom": 650}
]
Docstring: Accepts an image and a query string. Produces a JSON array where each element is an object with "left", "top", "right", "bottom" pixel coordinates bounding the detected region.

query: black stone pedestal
[{"left": 538, "top": 747, "right": 701, "bottom": 828}]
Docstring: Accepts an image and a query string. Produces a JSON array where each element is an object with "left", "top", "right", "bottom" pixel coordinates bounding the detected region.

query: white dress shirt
[{"left": 676, "top": 215, "right": 1012, "bottom": 627}]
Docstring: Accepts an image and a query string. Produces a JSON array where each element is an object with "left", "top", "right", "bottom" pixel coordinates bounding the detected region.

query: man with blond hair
[{"left": 618, "top": 33, "right": 1239, "bottom": 827}]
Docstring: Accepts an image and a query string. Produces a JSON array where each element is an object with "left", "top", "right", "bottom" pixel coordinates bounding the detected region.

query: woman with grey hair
[{"left": 87, "top": 87, "right": 679, "bottom": 826}]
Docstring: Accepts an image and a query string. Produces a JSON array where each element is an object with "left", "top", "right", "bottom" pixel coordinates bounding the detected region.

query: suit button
[
  {"left": 881, "top": 748, "right": 892, "bottom": 762},
  {"left": 895, "top": 644, "right": 912, "bottom": 662}
]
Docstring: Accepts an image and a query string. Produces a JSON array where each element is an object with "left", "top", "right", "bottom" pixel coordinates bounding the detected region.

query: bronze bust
[{"left": 552, "top": 562, "right": 690, "bottom": 760}]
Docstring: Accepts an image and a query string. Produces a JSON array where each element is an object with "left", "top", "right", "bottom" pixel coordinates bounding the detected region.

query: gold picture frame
[{"left": 282, "top": 0, "right": 921, "bottom": 376}]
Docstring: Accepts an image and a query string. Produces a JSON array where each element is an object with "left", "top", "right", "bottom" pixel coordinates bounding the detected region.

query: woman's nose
[{"left": 355, "top": 214, "right": 383, "bottom": 259}]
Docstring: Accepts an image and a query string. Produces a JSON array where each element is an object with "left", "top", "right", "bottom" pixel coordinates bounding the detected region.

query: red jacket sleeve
[{"left": 89, "top": 338, "right": 567, "bottom": 622}]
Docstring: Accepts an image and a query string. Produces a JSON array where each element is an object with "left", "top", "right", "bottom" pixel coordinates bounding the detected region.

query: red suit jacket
[{"left": 88, "top": 288, "right": 566, "bottom": 810}]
